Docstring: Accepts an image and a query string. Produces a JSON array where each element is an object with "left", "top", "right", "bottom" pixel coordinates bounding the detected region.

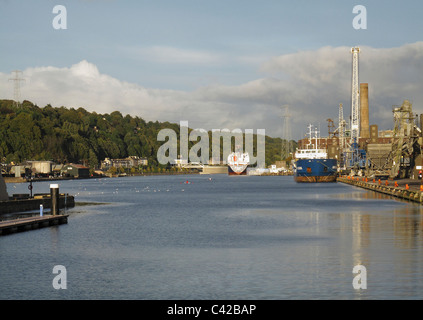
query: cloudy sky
[{"left": 1, "top": 0, "right": 423, "bottom": 139}]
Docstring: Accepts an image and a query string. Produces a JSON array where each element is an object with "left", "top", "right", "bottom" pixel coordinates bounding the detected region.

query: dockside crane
[
  {"left": 350, "top": 47, "right": 360, "bottom": 144},
  {"left": 338, "top": 103, "right": 347, "bottom": 168},
  {"left": 345, "top": 47, "right": 367, "bottom": 172}
]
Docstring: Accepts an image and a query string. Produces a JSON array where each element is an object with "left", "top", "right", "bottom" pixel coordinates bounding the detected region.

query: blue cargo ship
[{"left": 293, "top": 124, "right": 338, "bottom": 183}]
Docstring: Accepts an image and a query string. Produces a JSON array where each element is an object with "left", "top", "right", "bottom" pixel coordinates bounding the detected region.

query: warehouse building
[{"left": 61, "top": 164, "right": 90, "bottom": 178}]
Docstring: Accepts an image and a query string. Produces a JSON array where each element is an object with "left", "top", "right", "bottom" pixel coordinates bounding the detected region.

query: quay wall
[
  {"left": 337, "top": 176, "right": 423, "bottom": 204},
  {"left": 0, "top": 194, "right": 75, "bottom": 214},
  {"left": 0, "top": 214, "right": 69, "bottom": 236}
]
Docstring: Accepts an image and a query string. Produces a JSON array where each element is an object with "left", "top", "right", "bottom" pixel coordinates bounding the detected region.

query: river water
[{"left": 0, "top": 174, "right": 422, "bottom": 300}]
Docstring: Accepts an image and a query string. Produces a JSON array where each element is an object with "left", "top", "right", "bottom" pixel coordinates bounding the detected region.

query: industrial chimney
[{"left": 360, "top": 83, "right": 370, "bottom": 139}]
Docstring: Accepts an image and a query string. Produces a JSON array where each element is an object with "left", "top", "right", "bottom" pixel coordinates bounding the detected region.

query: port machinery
[
  {"left": 332, "top": 47, "right": 367, "bottom": 174},
  {"left": 369, "top": 100, "right": 422, "bottom": 179},
  {"left": 329, "top": 48, "right": 421, "bottom": 179}
]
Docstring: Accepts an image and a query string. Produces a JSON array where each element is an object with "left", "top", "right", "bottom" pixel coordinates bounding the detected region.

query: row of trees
[{"left": 0, "top": 99, "right": 295, "bottom": 170}]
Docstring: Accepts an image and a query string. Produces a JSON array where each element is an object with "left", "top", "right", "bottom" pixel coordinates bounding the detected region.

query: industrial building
[
  {"left": 101, "top": 156, "right": 148, "bottom": 170},
  {"left": 10, "top": 160, "right": 53, "bottom": 178},
  {"left": 61, "top": 164, "right": 90, "bottom": 178},
  {"left": 298, "top": 47, "right": 423, "bottom": 180}
]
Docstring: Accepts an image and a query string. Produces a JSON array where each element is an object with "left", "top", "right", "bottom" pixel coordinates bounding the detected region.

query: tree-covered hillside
[{"left": 0, "top": 99, "right": 294, "bottom": 168}]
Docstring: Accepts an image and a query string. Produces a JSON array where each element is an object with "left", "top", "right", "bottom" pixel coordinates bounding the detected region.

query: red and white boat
[{"left": 227, "top": 152, "right": 249, "bottom": 175}]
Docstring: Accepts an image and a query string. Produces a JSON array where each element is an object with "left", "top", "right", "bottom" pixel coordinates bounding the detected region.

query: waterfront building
[
  {"left": 101, "top": 156, "right": 148, "bottom": 170},
  {"left": 61, "top": 164, "right": 90, "bottom": 178}
]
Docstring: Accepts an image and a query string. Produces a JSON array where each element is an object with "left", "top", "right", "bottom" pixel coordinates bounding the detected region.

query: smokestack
[{"left": 360, "top": 83, "right": 370, "bottom": 139}]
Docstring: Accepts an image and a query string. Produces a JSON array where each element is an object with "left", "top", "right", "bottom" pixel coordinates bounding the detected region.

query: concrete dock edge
[{"left": 337, "top": 176, "right": 423, "bottom": 204}]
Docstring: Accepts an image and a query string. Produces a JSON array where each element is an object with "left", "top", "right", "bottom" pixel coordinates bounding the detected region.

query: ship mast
[
  {"left": 315, "top": 127, "right": 318, "bottom": 154},
  {"left": 307, "top": 124, "right": 313, "bottom": 150}
]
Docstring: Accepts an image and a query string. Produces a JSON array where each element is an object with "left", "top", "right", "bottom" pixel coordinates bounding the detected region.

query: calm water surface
[{"left": 1, "top": 175, "right": 422, "bottom": 299}]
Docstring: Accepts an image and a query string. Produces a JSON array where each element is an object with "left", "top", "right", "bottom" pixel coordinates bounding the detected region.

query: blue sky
[{"left": 1, "top": 0, "right": 423, "bottom": 139}]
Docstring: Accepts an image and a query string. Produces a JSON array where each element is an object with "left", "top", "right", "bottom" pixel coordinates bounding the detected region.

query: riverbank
[{"left": 4, "top": 171, "right": 200, "bottom": 184}]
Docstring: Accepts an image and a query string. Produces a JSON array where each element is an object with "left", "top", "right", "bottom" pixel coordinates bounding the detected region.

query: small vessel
[
  {"left": 227, "top": 151, "right": 249, "bottom": 175},
  {"left": 293, "top": 124, "right": 337, "bottom": 183}
]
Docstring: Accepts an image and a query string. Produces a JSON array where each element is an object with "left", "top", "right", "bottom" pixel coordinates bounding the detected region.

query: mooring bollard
[
  {"left": 50, "top": 184, "right": 59, "bottom": 216},
  {"left": 40, "top": 204, "right": 43, "bottom": 217}
]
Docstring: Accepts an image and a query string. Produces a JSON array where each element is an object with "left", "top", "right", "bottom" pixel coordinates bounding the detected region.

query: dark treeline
[{"left": 0, "top": 99, "right": 294, "bottom": 169}]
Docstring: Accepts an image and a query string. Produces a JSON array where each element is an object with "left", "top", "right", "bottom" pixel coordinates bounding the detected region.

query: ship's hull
[
  {"left": 228, "top": 166, "right": 247, "bottom": 175},
  {"left": 227, "top": 151, "right": 249, "bottom": 175},
  {"left": 294, "top": 159, "right": 337, "bottom": 183}
]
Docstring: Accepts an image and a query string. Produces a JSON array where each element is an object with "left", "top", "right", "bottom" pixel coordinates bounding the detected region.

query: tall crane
[
  {"left": 345, "top": 47, "right": 368, "bottom": 172},
  {"left": 338, "top": 103, "right": 347, "bottom": 168},
  {"left": 350, "top": 47, "right": 360, "bottom": 144}
]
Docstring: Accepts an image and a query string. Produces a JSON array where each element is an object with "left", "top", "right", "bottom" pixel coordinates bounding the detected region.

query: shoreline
[
  {"left": 3, "top": 171, "right": 201, "bottom": 184},
  {"left": 4, "top": 171, "right": 293, "bottom": 183}
]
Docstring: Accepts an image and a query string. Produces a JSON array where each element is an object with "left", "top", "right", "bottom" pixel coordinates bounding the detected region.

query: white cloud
[{"left": 1, "top": 42, "right": 423, "bottom": 139}]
